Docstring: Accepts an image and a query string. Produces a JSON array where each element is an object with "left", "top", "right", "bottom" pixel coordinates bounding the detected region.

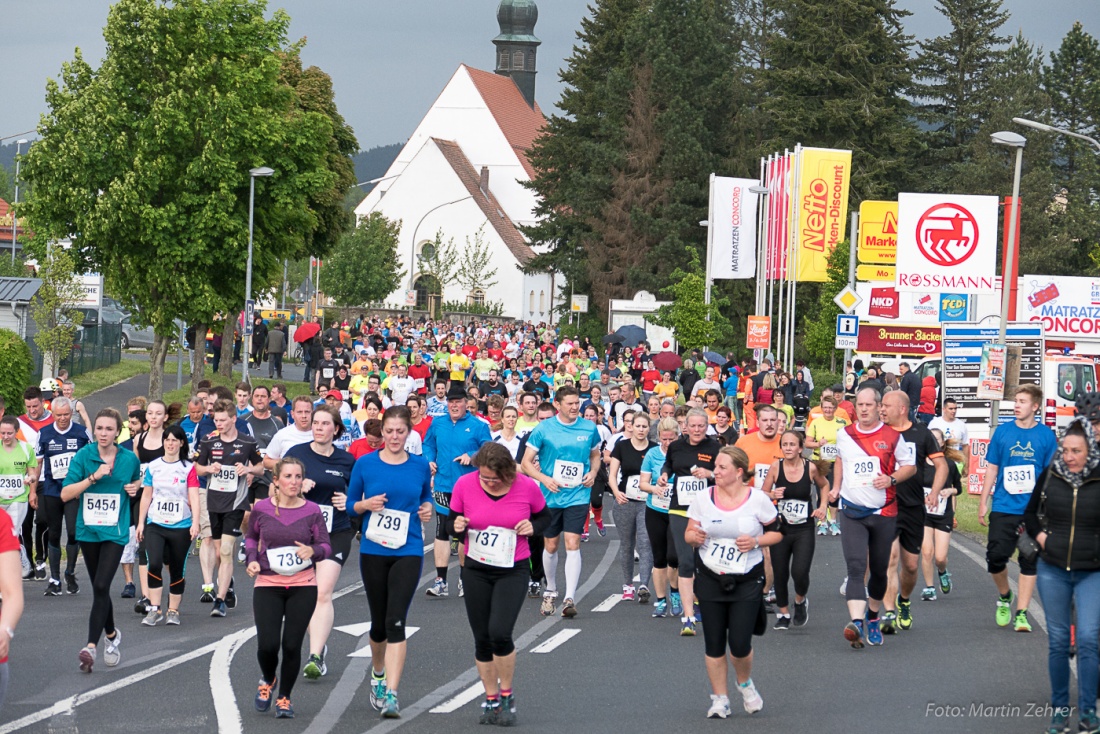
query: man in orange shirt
[{"left": 806, "top": 386, "right": 852, "bottom": 428}]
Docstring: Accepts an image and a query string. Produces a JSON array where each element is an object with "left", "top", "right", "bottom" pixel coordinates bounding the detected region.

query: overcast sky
[{"left": 2, "top": 1, "right": 1097, "bottom": 151}]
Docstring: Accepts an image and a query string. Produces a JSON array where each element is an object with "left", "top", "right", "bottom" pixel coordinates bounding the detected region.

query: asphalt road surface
[{"left": 0, "top": 521, "right": 1073, "bottom": 733}]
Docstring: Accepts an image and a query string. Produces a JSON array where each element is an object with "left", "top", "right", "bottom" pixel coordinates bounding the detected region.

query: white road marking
[
  {"left": 210, "top": 627, "right": 257, "bottom": 734},
  {"left": 335, "top": 622, "right": 373, "bottom": 637},
  {"left": 591, "top": 594, "right": 622, "bottom": 612},
  {"left": 347, "top": 628, "right": 419, "bottom": 657},
  {"left": 530, "top": 628, "right": 581, "bottom": 653},
  {"left": 429, "top": 682, "right": 485, "bottom": 714}
]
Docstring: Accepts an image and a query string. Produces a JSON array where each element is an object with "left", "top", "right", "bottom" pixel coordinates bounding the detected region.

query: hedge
[{"left": 0, "top": 328, "right": 32, "bottom": 414}]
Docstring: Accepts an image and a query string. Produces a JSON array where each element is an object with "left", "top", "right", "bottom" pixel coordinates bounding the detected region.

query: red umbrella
[
  {"left": 651, "top": 351, "right": 682, "bottom": 372},
  {"left": 294, "top": 322, "right": 320, "bottom": 343}
]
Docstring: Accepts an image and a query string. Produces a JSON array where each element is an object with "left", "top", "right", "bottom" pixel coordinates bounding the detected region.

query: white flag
[{"left": 708, "top": 176, "right": 759, "bottom": 280}]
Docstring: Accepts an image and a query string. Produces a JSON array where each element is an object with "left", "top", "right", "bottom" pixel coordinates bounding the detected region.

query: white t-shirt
[
  {"left": 928, "top": 417, "right": 969, "bottom": 451},
  {"left": 491, "top": 431, "right": 523, "bottom": 459},
  {"left": 264, "top": 424, "right": 313, "bottom": 461},
  {"left": 687, "top": 488, "right": 778, "bottom": 574},
  {"left": 389, "top": 376, "right": 417, "bottom": 406},
  {"left": 404, "top": 431, "right": 423, "bottom": 456}
]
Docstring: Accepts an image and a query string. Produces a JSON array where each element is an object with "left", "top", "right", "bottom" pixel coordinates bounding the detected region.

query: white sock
[
  {"left": 543, "top": 550, "right": 558, "bottom": 594},
  {"left": 564, "top": 549, "right": 582, "bottom": 600}
]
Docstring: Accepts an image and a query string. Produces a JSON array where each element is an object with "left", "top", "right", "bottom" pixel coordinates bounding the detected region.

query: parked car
[
  {"left": 72, "top": 306, "right": 126, "bottom": 327},
  {"left": 121, "top": 315, "right": 184, "bottom": 350}
]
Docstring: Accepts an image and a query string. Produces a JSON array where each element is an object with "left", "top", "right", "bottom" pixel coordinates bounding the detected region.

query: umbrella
[
  {"left": 614, "top": 324, "right": 647, "bottom": 346},
  {"left": 651, "top": 352, "right": 683, "bottom": 372},
  {"left": 703, "top": 351, "right": 724, "bottom": 365},
  {"left": 601, "top": 333, "right": 625, "bottom": 345},
  {"left": 294, "top": 322, "right": 320, "bottom": 343}
]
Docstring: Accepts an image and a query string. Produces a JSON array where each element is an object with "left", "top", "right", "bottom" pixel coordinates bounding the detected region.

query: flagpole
[
  {"left": 765, "top": 154, "right": 776, "bottom": 358},
  {"left": 705, "top": 172, "right": 715, "bottom": 322},
  {"left": 788, "top": 144, "right": 802, "bottom": 369}
]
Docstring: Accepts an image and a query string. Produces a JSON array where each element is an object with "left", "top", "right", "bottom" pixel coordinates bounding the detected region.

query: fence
[{"left": 32, "top": 323, "right": 123, "bottom": 380}]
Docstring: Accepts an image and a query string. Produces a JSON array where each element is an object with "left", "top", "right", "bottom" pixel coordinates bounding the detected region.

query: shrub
[{"left": 0, "top": 328, "right": 33, "bottom": 414}]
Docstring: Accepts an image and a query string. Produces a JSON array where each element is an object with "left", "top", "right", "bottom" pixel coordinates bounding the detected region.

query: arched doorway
[{"left": 414, "top": 275, "right": 442, "bottom": 317}]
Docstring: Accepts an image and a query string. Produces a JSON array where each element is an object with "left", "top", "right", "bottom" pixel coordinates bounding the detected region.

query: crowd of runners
[{"left": 0, "top": 314, "right": 1097, "bottom": 734}]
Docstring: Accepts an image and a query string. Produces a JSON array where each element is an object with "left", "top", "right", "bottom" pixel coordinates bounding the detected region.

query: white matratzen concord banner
[{"left": 708, "top": 175, "right": 759, "bottom": 280}]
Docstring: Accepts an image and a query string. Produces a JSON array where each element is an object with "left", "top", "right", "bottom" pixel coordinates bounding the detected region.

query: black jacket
[
  {"left": 1026, "top": 466, "right": 1100, "bottom": 572},
  {"left": 899, "top": 371, "right": 922, "bottom": 409}
]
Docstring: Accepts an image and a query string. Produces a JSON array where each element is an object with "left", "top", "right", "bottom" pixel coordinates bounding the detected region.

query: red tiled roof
[
  {"left": 0, "top": 198, "right": 26, "bottom": 239},
  {"left": 432, "top": 138, "right": 535, "bottom": 266},
  {"left": 463, "top": 65, "right": 546, "bottom": 179}
]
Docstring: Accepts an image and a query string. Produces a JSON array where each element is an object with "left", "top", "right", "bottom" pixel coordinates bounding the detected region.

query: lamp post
[
  {"left": 406, "top": 196, "right": 473, "bottom": 318},
  {"left": 748, "top": 185, "right": 769, "bottom": 317},
  {"left": 243, "top": 166, "right": 274, "bottom": 384},
  {"left": 988, "top": 131, "right": 1025, "bottom": 436},
  {"left": 1013, "top": 117, "right": 1100, "bottom": 154},
  {"left": 11, "top": 138, "right": 27, "bottom": 265}
]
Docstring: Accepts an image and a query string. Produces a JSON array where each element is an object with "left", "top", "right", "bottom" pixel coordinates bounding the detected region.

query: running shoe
[
  {"left": 694, "top": 602, "right": 702, "bottom": 622},
  {"left": 839, "top": 577, "right": 848, "bottom": 597},
  {"left": 921, "top": 587, "right": 937, "bottom": 601},
  {"left": 561, "top": 598, "right": 577, "bottom": 618},
  {"left": 793, "top": 599, "right": 809, "bottom": 627},
  {"left": 897, "top": 597, "right": 913, "bottom": 630},
  {"left": 764, "top": 588, "right": 777, "bottom": 604},
  {"left": 843, "top": 620, "right": 864, "bottom": 649},
  {"left": 458, "top": 580, "right": 464, "bottom": 598},
  {"left": 707, "top": 694, "right": 731, "bottom": 719},
  {"left": 104, "top": 629, "right": 122, "bottom": 667},
  {"left": 880, "top": 611, "right": 897, "bottom": 635},
  {"left": 816, "top": 522, "right": 828, "bottom": 536},
  {"left": 381, "top": 691, "right": 401, "bottom": 719},
  {"left": 78, "top": 645, "right": 96, "bottom": 673},
  {"left": 275, "top": 697, "right": 294, "bottom": 719},
  {"left": 166, "top": 610, "right": 181, "bottom": 626},
  {"left": 680, "top": 617, "right": 696, "bottom": 636},
  {"left": 34, "top": 562, "right": 47, "bottom": 581},
  {"left": 44, "top": 580, "right": 62, "bottom": 596},
  {"left": 866, "top": 618, "right": 883, "bottom": 646},
  {"left": 939, "top": 569, "right": 952, "bottom": 595},
  {"left": 580, "top": 532, "right": 589, "bottom": 542},
  {"left": 134, "top": 597, "right": 150, "bottom": 615},
  {"left": 622, "top": 585, "right": 635, "bottom": 601},
  {"left": 255, "top": 679, "right": 275, "bottom": 713},
  {"left": 652, "top": 599, "right": 668, "bottom": 618},
  {"left": 738, "top": 679, "right": 763, "bottom": 714},
  {"left": 498, "top": 693, "right": 517, "bottom": 726},
  {"left": 225, "top": 579, "right": 237, "bottom": 609},
  {"left": 142, "top": 608, "right": 163, "bottom": 626},
  {"left": 637, "top": 585, "right": 651, "bottom": 604},
  {"left": 540, "top": 593, "right": 556, "bottom": 616},
  {"left": 596, "top": 522, "right": 606, "bottom": 537},
  {"left": 303, "top": 654, "right": 324, "bottom": 680},
  {"left": 1048, "top": 709, "right": 1070, "bottom": 734},
  {"left": 65, "top": 573, "right": 79, "bottom": 595},
  {"left": 829, "top": 521, "right": 841, "bottom": 536},
  {"left": 996, "top": 591, "right": 1013, "bottom": 627},
  {"left": 450, "top": 538, "right": 459, "bottom": 556},
  {"left": 527, "top": 581, "right": 541, "bottom": 598},
  {"left": 210, "top": 599, "right": 227, "bottom": 618},
  {"left": 1078, "top": 710, "right": 1098, "bottom": 734},
  {"left": 670, "top": 591, "right": 683, "bottom": 617},
  {"left": 479, "top": 700, "right": 501, "bottom": 725},
  {"left": 426, "top": 578, "right": 448, "bottom": 597},
  {"left": 369, "top": 672, "right": 387, "bottom": 711},
  {"left": 199, "top": 584, "right": 215, "bottom": 603},
  {"left": 20, "top": 549, "right": 31, "bottom": 579},
  {"left": 773, "top": 615, "right": 790, "bottom": 630},
  {"left": 237, "top": 541, "right": 246, "bottom": 564},
  {"left": 121, "top": 582, "right": 136, "bottom": 599},
  {"left": 1014, "top": 610, "right": 1032, "bottom": 633}
]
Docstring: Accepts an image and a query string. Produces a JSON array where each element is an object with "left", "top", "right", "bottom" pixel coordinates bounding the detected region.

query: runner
[
  {"left": 263, "top": 396, "right": 315, "bottom": 470},
  {"left": 136, "top": 424, "right": 199, "bottom": 626},
  {"left": 245, "top": 456, "right": 331, "bottom": 719},
  {"left": 492, "top": 405, "right": 522, "bottom": 459},
  {"left": 449, "top": 442, "right": 549, "bottom": 725},
  {"left": 829, "top": 388, "right": 915, "bottom": 649},
  {"left": 423, "top": 384, "right": 491, "bottom": 598},
  {"left": 805, "top": 395, "right": 849, "bottom": 536},
  {"left": 520, "top": 386, "right": 601, "bottom": 618},
  {"left": 609, "top": 412, "right": 655, "bottom": 603},
  {"left": 131, "top": 400, "right": 169, "bottom": 615},
  {"left": 685, "top": 446, "right": 781, "bottom": 719},
  {"left": 657, "top": 408, "right": 721, "bottom": 636},
  {"left": 920, "top": 429, "right": 963, "bottom": 601},
  {"left": 928, "top": 397, "right": 969, "bottom": 448},
  {"left": 734, "top": 405, "right": 783, "bottom": 606},
  {"left": 640, "top": 417, "right": 681, "bottom": 617},
  {"left": 759, "top": 431, "right": 828, "bottom": 629},
  {"left": 240, "top": 386, "right": 285, "bottom": 562},
  {"left": 0, "top": 417, "right": 36, "bottom": 583},
  {"left": 18, "top": 386, "right": 53, "bottom": 581},
  {"left": 978, "top": 385, "right": 1057, "bottom": 631},
  {"left": 346, "top": 406, "right": 434, "bottom": 719},
  {"left": 61, "top": 408, "right": 142, "bottom": 672},
  {"left": 35, "top": 397, "right": 90, "bottom": 596},
  {"left": 284, "top": 405, "right": 356, "bottom": 680},
  {"left": 0, "top": 506, "right": 21, "bottom": 711}
]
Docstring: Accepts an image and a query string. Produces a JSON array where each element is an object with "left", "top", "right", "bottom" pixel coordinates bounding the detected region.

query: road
[{"left": 0, "top": 518, "right": 1069, "bottom": 733}]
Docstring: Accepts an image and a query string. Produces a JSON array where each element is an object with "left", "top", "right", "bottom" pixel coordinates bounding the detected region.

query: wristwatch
[{"left": 889, "top": 476, "right": 897, "bottom": 486}]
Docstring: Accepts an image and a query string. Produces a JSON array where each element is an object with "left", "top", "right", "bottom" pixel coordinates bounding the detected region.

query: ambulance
[{"left": 1042, "top": 351, "right": 1098, "bottom": 431}]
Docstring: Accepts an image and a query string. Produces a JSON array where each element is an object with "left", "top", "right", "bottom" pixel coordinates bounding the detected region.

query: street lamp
[
  {"left": 406, "top": 196, "right": 473, "bottom": 318},
  {"left": 244, "top": 166, "right": 274, "bottom": 384},
  {"left": 1013, "top": 117, "right": 1100, "bottom": 154},
  {"left": 988, "top": 131, "right": 1025, "bottom": 436},
  {"left": 11, "top": 138, "right": 27, "bottom": 265}
]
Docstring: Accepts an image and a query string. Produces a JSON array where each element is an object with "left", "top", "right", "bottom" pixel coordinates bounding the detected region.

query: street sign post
[
  {"left": 243, "top": 300, "right": 255, "bottom": 336},
  {"left": 835, "top": 314, "right": 859, "bottom": 349},
  {"left": 571, "top": 295, "right": 589, "bottom": 313},
  {"left": 833, "top": 285, "right": 862, "bottom": 314}
]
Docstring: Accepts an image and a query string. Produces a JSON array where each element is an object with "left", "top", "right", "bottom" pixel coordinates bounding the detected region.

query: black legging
[
  {"left": 668, "top": 514, "right": 695, "bottom": 578},
  {"left": 43, "top": 496, "right": 78, "bottom": 581},
  {"left": 144, "top": 524, "right": 190, "bottom": 596},
  {"left": 460, "top": 562, "right": 528, "bottom": 662},
  {"left": 22, "top": 504, "right": 47, "bottom": 567},
  {"left": 645, "top": 508, "right": 679, "bottom": 570},
  {"left": 254, "top": 585, "right": 317, "bottom": 699},
  {"left": 698, "top": 564, "right": 766, "bottom": 659},
  {"left": 839, "top": 511, "right": 896, "bottom": 602},
  {"left": 360, "top": 554, "right": 422, "bottom": 643},
  {"left": 771, "top": 525, "right": 816, "bottom": 609},
  {"left": 80, "top": 540, "right": 124, "bottom": 645},
  {"left": 528, "top": 535, "right": 544, "bottom": 583}
]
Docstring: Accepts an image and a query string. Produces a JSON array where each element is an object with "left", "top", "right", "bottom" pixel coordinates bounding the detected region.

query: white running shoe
[
  {"left": 839, "top": 576, "right": 848, "bottom": 596},
  {"left": 104, "top": 629, "right": 122, "bottom": 667},
  {"left": 707, "top": 694, "right": 731, "bottom": 719},
  {"left": 739, "top": 679, "right": 763, "bottom": 714}
]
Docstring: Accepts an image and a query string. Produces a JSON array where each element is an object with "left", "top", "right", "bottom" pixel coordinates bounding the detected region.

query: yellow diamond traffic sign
[{"left": 833, "top": 286, "right": 862, "bottom": 314}]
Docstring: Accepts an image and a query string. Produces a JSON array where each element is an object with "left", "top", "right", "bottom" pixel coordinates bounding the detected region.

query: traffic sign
[
  {"left": 571, "top": 295, "right": 589, "bottom": 313},
  {"left": 833, "top": 286, "right": 862, "bottom": 314},
  {"left": 243, "top": 300, "right": 255, "bottom": 336},
  {"left": 857, "top": 201, "right": 898, "bottom": 264},
  {"left": 835, "top": 314, "right": 859, "bottom": 349},
  {"left": 405, "top": 290, "right": 417, "bottom": 306}
]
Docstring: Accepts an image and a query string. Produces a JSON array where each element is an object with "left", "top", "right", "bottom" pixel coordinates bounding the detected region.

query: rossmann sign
[{"left": 1020, "top": 275, "right": 1100, "bottom": 339}]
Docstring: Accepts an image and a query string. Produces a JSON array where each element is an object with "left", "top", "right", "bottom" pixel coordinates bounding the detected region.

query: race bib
[
  {"left": 414, "top": 378, "right": 425, "bottom": 389},
  {"left": 821, "top": 444, "right": 839, "bottom": 461},
  {"left": 923, "top": 487, "right": 948, "bottom": 516},
  {"left": 83, "top": 493, "right": 120, "bottom": 527},
  {"left": 364, "top": 508, "right": 410, "bottom": 549},
  {"left": 266, "top": 546, "right": 309, "bottom": 576},
  {"left": 778, "top": 499, "right": 809, "bottom": 524},
  {"left": 469, "top": 526, "right": 518, "bottom": 568},
  {"left": 754, "top": 464, "right": 771, "bottom": 486},
  {"left": 318, "top": 504, "right": 334, "bottom": 532},
  {"left": 150, "top": 496, "right": 185, "bottom": 525},
  {"left": 209, "top": 466, "right": 238, "bottom": 493},
  {"left": 322, "top": 368, "right": 334, "bottom": 379},
  {"left": 432, "top": 490, "right": 451, "bottom": 510},
  {"left": 553, "top": 460, "right": 584, "bottom": 489},
  {"left": 1003, "top": 465, "right": 1036, "bottom": 495},
  {"left": 651, "top": 485, "right": 671, "bottom": 511},
  {"left": 675, "top": 476, "right": 707, "bottom": 505},
  {"left": 0, "top": 475, "right": 24, "bottom": 501},
  {"left": 701, "top": 537, "right": 749, "bottom": 575},
  {"left": 50, "top": 452, "right": 75, "bottom": 480},
  {"left": 851, "top": 459, "right": 878, "bottom": 489},
  {"left": 624, "top": 475, "right": 645, "bottom": 502}
]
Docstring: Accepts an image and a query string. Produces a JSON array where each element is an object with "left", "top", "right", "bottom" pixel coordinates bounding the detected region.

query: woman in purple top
[
  {"left": 449, "top": 442, "right": 550, "bottom": 726},
  {"left": 245, "top": 457, "right": 330, "bottom": 720}
]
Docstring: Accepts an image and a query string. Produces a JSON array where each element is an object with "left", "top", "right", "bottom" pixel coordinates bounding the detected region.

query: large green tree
[
  {"left": 320, "top": 212, "right": 404, "bottom": 308},
  {"left": 18, "top": 0, "right": 356, "bottom": 397}
]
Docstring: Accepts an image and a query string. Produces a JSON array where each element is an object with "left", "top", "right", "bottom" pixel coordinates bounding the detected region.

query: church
[{"left": 355, "top": 0, "right": 556, "bottom": 322}]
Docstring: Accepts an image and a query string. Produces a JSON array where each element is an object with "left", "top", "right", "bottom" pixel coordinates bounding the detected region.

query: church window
[
  {"left": 499, "top": 50, "right": 510, "bottom": 70},
  {"left": 513, "top": 50, "right": 525, "bottom": 69}
]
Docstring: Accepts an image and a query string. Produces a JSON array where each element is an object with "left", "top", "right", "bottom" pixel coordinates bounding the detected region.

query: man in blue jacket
[{"left": 423, "top": 384, "right": 491, "bottom": 597}]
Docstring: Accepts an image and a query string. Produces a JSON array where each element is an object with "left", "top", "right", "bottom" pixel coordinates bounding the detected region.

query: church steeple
[{"left": 493, "top": 0, "right": 540, "bottom": 108}]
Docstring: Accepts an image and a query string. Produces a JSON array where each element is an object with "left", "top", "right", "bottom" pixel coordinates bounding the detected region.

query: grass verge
[
  {"left": 72, "top": 360, "right": 151, "bottom": 398},
  {"left": 953, "top": 491, "right": 988, "bottom": 542}
]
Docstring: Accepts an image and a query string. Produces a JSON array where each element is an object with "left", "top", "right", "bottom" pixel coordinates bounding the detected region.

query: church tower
[{"left": 493, "top": 0, "right": 540, "bottom": 108}]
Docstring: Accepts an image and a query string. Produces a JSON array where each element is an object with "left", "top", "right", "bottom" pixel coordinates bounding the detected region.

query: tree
[
  {"left": 650, "top": 251, "right": 732, "bottom": 352},
  {"left": 0, "top": 165, "right": 12, "bottom": 204},
  {"left": 418, "top": 229, "right": 459, "bottom": 292},
  {"left": 455, "top": 224, "right": 500, "bottom": 299},
  {"left": 29, "top": 248, "right": 84, "bottom": 378},
  {"left": 321, "top": 212, "right": 404, "bottom": 307},
  {"left": 1044, "top": 22, "right": 1100, "bottom": 182},
  {"left": 18, "top": 0, "right": 357, "bottom": 397}
]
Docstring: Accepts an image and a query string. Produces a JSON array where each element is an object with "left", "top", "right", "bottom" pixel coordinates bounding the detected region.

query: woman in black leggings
[
  {"left": 61, "top": 408, "right": 142, "bottom": 673},
  {"left": 759, "top": 431, "right": 828, "bottom": 630},
  {"left": 137, "top": 424, "right": 199, "bottom": 626},
  {"left": 641, "top": 417, "right": 681, "bottom": 617},
  {"left": 449, "top": 442, "right": 550, "bottom": 725}
]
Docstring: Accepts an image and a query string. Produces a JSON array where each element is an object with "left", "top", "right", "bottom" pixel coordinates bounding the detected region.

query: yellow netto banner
[{"left": 795, "top": 148, "right": 852, "bottom": 282}]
